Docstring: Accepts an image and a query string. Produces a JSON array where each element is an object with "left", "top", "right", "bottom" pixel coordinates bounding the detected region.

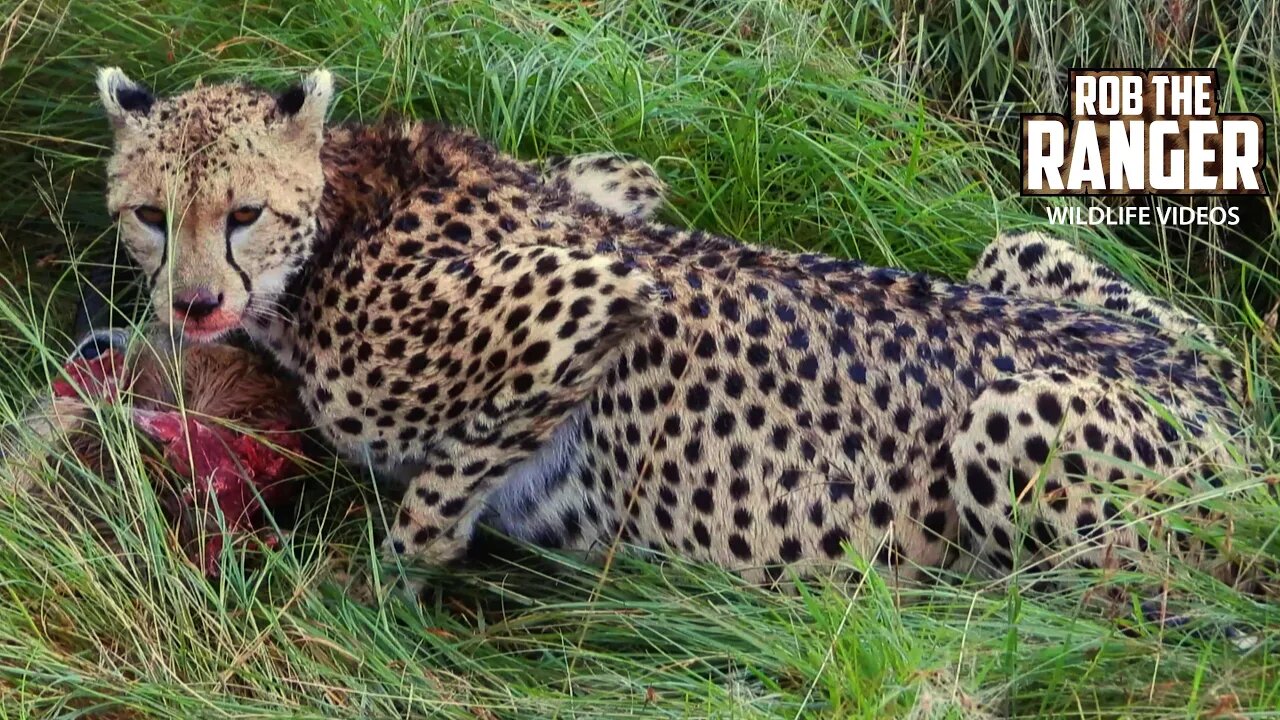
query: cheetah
[{"left": 94, "top": 67, "right": 1248, "bottom": 590}]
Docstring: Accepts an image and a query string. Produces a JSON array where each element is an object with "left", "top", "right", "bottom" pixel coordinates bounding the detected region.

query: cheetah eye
[
  {"left": 228, "top": 206, "right": 263, "bottom": 228},
  {"left": 134, "top": 205, "right": 166, "bottom": 230}
]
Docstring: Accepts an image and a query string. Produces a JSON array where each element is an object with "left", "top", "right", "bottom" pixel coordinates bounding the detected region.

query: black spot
[
  {"left": 870, "top": 500, "right": 893, "bottom": 527},
  {"left": 828, "top": 475, "right": 855, "bottom": 502},
  {"left": 768, "top": 501, "right": 790, "bottom": 528},
  {"left": 440, "top": 497, "right": 467, "bottom": 518},
  {"left": 685, "top": 384, "right": 710, "bottom": 412},
  {"left": 964, "top": 462, "right": 996, "bottom": 506},
  {"left": 779, "top": 381, "right": 803, "bottom": 408},
  {"left": 1082, "top": 423, "right": 1105, "bottom": 451},
  {"left": 808, "top": 502, "right": 825, "bottom": 528},
  {"left": 873, "top": 384, "right": 891, "bottom": 410},
  {"left": 1010, "top": 468, "right": 1032, "bottom": 499},
  {"left": 723, "top": 372, "right": 746, "bottom": 398},
  {"left": 692, "top": 488, "right": 713, "bottom": 514},
  {"left": 712, "top": 412, "right": 736, "bottom": 437},
  {"left": 991, "top": 525, "right": 1011, "bottom": 550},
  {"left": 780, "top": 537, "right": 802, "bottom": 562},
  {"left": 1062, "top": 452, "right": 1088, "bottom": 480},
  {"left": 394, "top": 213, "right": 421, "bottom": 232},
  {"left": 1076, "top": 510, "right": 1099, "bottom": 539},
  {"left": 962, "top": 508, "right": 987, "bottom": 537},
  {"left": 1025, "top": 436, "right": 1051, "bottom": 464},
  {"left": 1132, "top": 434, "right": 1157, "bottom": 466},
  {"left": 443, "top": 222, "right": 472, "bottom": 243},
  {"left": 505, "top": 305, "right": 532, "bottom": 332},
  {"left": 1017, "top": 242, "right": 1047, "bottom": 270},
  {"left": 657, "top": 313, "right": 679, "bottom": 338},
  {"left": 694, "top": 334, "right": 717, "bottom": 358},
  {"left": 683, "top": 438, "right": 703, "bottom": 464},
  {"left": 771, "top": 426, "right": 791, "bottom": 451},
  {"left": 669, "top": 352, "right": 688, "bottom": 378},
  {"left": 820, "top": 528, "right": 849, "bottom": 558},
  {"left": 1036, "top": 393, "right": 1063, "bottom": 425},
  {"left": 985, "top": 413, "right": 1010, "bottom": 443},
  {"left": 638, "top": 389, "right": 658, "bottom": 414},
  {"left": 693, "top": 522, "right": 711, "bottom": 547},
  {"left": 661, "top": 461, "right": 681, "bottom": 485},
  {"left": 841, "top": 432, "right": 862, "bottom": 460},
  {"left": 878, "top": 437, "right": 897, "bottom": 462},
  {"left": 922, "top": 510, "right": 948, "bottom": 538},
  {"left": 522, "top": 341, "right": 550, "bottom": 365},
  {"left": 719, "top": 297, "right": 741, "bottom": 322},
  {"left": 335, "top": 417, "right": 363, "bottom": 435}
]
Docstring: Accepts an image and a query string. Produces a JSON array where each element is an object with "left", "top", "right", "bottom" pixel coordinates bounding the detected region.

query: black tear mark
[
  {"left": 224, "top": 228, "right": 253, "bottom": 292},
  {"left": 148, "top": 229, "right": 169, "bottom": 286}
]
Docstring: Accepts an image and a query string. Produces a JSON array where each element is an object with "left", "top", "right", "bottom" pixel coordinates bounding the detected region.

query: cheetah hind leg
[
  {"left": 967, "top": 231, "right": 1220, "bottom": 349},
  {"left": 950, "top": 369, "right": 1254, "bottom": 643},
  {"left": 543, "top": 152, "right": 666, "bottom": 219}
]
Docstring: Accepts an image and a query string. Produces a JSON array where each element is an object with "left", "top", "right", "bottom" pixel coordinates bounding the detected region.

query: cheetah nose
[{"left": 173, "top": 288, "right": 225, "bottom": 321}]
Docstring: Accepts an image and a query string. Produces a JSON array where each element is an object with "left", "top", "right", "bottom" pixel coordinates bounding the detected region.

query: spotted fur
[
  {"left": 543, "top": 152, "right": 665, "bottom": 218},
  {"left": 969, "top": 231, "right": 1221, "bottom": 350},
  {"left": 98, "top": 70, "right": 1249, "bottom": 589}
]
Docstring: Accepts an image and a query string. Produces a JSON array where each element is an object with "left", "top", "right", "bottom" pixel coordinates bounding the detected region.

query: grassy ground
[{"left": 2, "top": 0, "right": 1280, "bottom": 716}]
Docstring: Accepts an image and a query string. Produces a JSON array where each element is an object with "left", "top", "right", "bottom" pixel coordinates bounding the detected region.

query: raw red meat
[{"left": 55, "top": 348, "right": 302, "bottom": 576}]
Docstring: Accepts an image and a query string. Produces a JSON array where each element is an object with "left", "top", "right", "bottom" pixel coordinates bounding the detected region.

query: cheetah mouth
[{"left": 175, "top": 315, "right": 243, "bottom": 344}]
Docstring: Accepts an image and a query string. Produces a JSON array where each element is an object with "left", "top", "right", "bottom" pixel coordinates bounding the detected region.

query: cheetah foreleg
[
  {"left": 367, "top": 242, "right": 659, "bottom": 582},
  {"left": 382, "top": 448, "right": 507, "bottom": 569}
]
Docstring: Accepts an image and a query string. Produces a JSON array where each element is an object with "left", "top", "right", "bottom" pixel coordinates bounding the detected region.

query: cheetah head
[{"left": 96, "top": 67, "right": 333, "bottom": 342}]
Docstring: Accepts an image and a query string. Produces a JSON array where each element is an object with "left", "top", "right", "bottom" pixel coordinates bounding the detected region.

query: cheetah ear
[
  {"left": 96, "top": 67, "right": 154, "bottom": 129},
  {"left": 274, "top": 69, "right": 333, "bottom": 144}
]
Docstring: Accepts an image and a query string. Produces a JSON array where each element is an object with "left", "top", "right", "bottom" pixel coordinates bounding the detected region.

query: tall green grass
[{"left": 1, "top": 0, "right": 1278, "bottom": 716}]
